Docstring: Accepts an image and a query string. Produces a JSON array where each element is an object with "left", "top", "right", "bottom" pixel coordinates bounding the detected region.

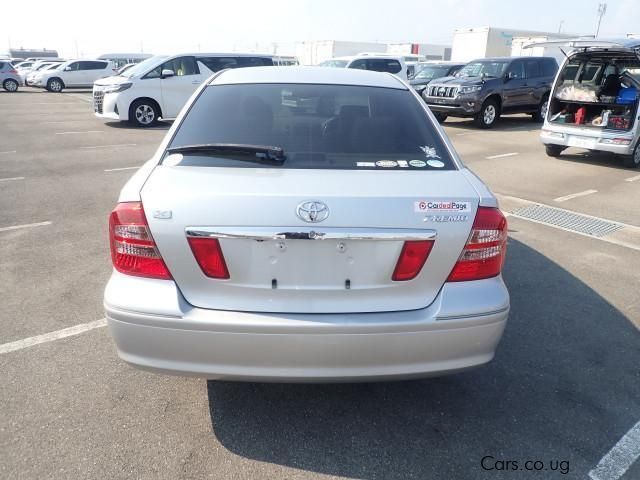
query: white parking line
[
  {"left": 0, "top": 102, "right": 78, "bottom": 106},
  {"left": 56, "top": 130, "right": 103, "bottom": 135},
  {"left": 0, "top": 221, "right": 52, "bottom": 233},
  {"left": 589, "top": 420, "right": 640, "bottom": 480},
  {"left": 0, "top": 150, "right": 17, "bottom": 155},
  {"left": 554, "top": 189, "right": 598, "bottom": 202},
  {"left": 104, "top": 166, "right": 141, "bottom": 172},
  {"left": 625, "top": 174, "right": 640, "bottom": 182},
  {"left": 0, "top": 176, "right": 25, "bottom": 182},
  {"left": 0, "top": 319, "right": 107, "bottom": 355},
  {"left": 486, "top": 152, "right": 519, "bottom": 159},
  {"left": 79, "top": 144, "right": 137, "bottom": 150}
]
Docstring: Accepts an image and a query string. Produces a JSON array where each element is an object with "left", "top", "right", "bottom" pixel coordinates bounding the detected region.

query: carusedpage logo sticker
[{"left": 415, "top": 201, "right": 471, "bottom": 213}]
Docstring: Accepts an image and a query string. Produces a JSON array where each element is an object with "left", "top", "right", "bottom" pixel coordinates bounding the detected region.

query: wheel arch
[
  {"left": 47, "top": 76, "right": 65, "bottom": 87},
  {"left": 128, "top": 97, "right": 163, "bottom": 121},
  {"left": 483, "top": 93, "right": 502, "bottom": 111}
]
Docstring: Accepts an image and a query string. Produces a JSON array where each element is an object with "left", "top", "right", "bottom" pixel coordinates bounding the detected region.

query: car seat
[{"left": 599, "top": 73, "right": 621, "bottom": 98}]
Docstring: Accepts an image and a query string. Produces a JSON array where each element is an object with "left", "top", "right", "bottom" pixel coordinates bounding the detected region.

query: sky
[{"left": 4, "top": 0, "right": 640, "bottom": 58}]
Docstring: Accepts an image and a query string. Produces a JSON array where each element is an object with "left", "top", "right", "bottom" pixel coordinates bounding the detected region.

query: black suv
[{"left": 422, "top": 56, "right": 558, "bottom": 128}]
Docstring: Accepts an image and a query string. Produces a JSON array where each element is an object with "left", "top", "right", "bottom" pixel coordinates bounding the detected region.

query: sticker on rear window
[
  {"left": 427, "top": 159, "right": 445, "bottom": 168},
  {"left": 419, "top": 146, "right": 441, "bottom": 158},
  {"left": 356, "top": 162, "right": 375, "bottom": 167},
  {"left": 415, "top": 201, "right": 471, "bottom": 213},
  {"left": 376, "top": 160, "right": 398, "bottom": 168},
  {"left": 397, "top": 160, "right": 409, "bottom": 168},
  {"left": 409, "top": 160, "right": 426, "bottom": 167}
]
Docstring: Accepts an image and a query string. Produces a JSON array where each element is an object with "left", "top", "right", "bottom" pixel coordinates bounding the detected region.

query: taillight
[
  {"left": 392, "top": 240, "right": 435, "bottom": 281},
  {"left": 447, "top": 207, "right": 507, "bottom": 282},
  {"left": 9, "top": 69, "right": 17, "bottom": 74},
  {"left": 108, "top": 202, "right": 172, "bottom": 279},
  {"left": 187, "top": 237, "right": 230, "bottom": 279}
]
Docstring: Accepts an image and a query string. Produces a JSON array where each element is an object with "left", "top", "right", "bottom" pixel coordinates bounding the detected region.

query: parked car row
[{"left": 4, "top": 54, "right": 151, "bottom": 92}]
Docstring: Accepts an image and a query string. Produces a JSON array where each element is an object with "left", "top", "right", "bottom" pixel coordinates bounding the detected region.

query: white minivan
[{"left": 93, "top": 53, "right": 279, "bottom": 127}]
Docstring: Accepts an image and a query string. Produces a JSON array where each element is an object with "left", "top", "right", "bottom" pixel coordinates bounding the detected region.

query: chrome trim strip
[{"left": 185, "top": 226, "right": 437, "bottom": 241}]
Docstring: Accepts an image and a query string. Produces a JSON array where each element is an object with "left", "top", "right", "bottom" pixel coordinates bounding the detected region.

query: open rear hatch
[{"left": 141, "top": 166, "right": 479, "bottom": 313}]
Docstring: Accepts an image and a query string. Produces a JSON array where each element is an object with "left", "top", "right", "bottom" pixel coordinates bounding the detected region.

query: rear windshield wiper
[{"left": 166, "top": 143, "right": 286, "bottom": 164}]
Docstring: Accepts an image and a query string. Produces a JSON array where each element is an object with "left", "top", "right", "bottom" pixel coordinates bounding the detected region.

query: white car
[
  {"left": 318, "top": 55, "right": 409, "bottom": 80},
  {"left": 104, "top": 66, "right": 509, "bottom": 382},
  {"left": 35, "top": 59, "right": 115, "bottom": 92},
  {"left": 93, "top": 53, "right": 280, "bottom": 127},
  {"left": 20, "top": 60, "right": 63, "bottom": 85},
  {"left": 27, "top": 62, "right": 63, "bottom": 86}
]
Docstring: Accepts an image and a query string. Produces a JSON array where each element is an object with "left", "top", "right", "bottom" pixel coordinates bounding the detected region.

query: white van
[
  {"left": 318, "top": 55, "right": 409, "bottom": 81},
  {"left": 93, "top": 53, "right": 279, "bottom": 127},
  {"left": 538, "top": 38, "right": 640, "bottom": 168}
]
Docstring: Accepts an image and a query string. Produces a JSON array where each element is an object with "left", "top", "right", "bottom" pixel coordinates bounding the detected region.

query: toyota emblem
[{"left": 296, "top": 201, "right": 330, "bottom": 223}]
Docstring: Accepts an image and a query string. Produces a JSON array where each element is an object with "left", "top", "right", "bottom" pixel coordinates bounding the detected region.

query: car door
[
  {"left": 62, "top": 61, "right": 84, "bottom": 86},
  {"left": 159, "top": 56, "right": 203, "bottom": 118},
  {"left": 502, "top": 60, "right": 529, "bottom": 111},
  {"left": 524, "top": 59, "right": 550, "bottom": 108},
  {"left": 81, "top": 61, "right": 111, "bottom": 86}
]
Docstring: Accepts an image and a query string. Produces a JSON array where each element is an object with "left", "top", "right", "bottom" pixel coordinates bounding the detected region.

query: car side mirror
[
  {"left": 505, "top": 71, "right": 515, "bottom": 81},
  {"left": 64, "top": 67, "right": 71, "bottom": 71},
  {"left": 161, "top": 69, "right": 175, "bottom": 79}
]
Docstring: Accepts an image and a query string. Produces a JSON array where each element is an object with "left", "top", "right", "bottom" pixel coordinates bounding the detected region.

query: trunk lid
[{"left": 141, "top": 165, "right": 479, "bottom": 313}]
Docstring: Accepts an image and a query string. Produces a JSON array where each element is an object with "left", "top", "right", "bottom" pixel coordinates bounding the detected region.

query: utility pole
[
  {"left": 558, "top": 20, "right": 564, "bottom": 34},
  {"left": 595, "top": 3, "right": 607, "bottom": 38}
]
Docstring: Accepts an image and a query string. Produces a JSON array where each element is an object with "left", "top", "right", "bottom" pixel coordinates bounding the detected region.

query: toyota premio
[{"left": 104, "top": 66, "right": 510, "bottom": 382}]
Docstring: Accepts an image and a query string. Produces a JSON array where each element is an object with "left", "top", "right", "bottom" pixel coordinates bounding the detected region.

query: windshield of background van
[{"left": 168, "top": 83, "right": 454, "bottom": 170}]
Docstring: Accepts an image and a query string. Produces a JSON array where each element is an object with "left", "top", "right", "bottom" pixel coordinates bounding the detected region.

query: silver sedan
[{"left": 104, "top": 66, "right": 509, "bottom": 382}]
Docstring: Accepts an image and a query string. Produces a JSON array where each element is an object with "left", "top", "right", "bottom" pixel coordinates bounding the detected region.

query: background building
[{"left": 451, "top": 27, "right": 574, "bottom": 61}]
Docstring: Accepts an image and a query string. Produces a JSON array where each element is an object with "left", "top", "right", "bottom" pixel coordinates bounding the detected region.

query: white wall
[
  {"left": 452, "top": 27, "right": 573, "bottom": 62},
  {"left": 451, "top": 29, "right": 490, "bottom": 61}
]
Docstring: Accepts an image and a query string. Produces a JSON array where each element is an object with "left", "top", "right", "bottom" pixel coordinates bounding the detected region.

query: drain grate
[{"left": 511, "top": 204, "right": 624, "bottom": 238}]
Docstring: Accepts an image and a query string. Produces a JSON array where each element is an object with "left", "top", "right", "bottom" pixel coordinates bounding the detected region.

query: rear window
[
  {"left": 168, "top": 83, "right": 454, "bottom": 170},
  {"left": 367, "top": 59, "right": 402, "bottom": 74}
]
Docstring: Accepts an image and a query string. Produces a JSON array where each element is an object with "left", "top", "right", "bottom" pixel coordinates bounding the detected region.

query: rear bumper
[
  {"left": 104, "top": 272, "right": 510, "bottom": 382},
  {"left": 541, "top": 123, "right": 636, "bottom": 155}
]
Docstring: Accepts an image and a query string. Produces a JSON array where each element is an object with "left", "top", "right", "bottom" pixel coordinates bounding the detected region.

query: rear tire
[
  {"left": 622, "top": 142, "right": 640, "bottom": 168},
  {"left": 433, "top": 112, "right": 448, "bottom": 123},
  {"left": 474, "top": 99, "right": 499, "bottom": 128},
  {"left": 3, "top": 79, "right": 19, "bottom": 92},
  {"left": 545, "top": 144, "right": 565, "bottom": 157},
  {"left": 129, "top": 99, "right": 160, "bottom": 127},
  {"left": 531, "top": 95, "right": 549, "bottom": 123},
  {"left": 46, "top": 78, "right": 64, "bottom": 93}
]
